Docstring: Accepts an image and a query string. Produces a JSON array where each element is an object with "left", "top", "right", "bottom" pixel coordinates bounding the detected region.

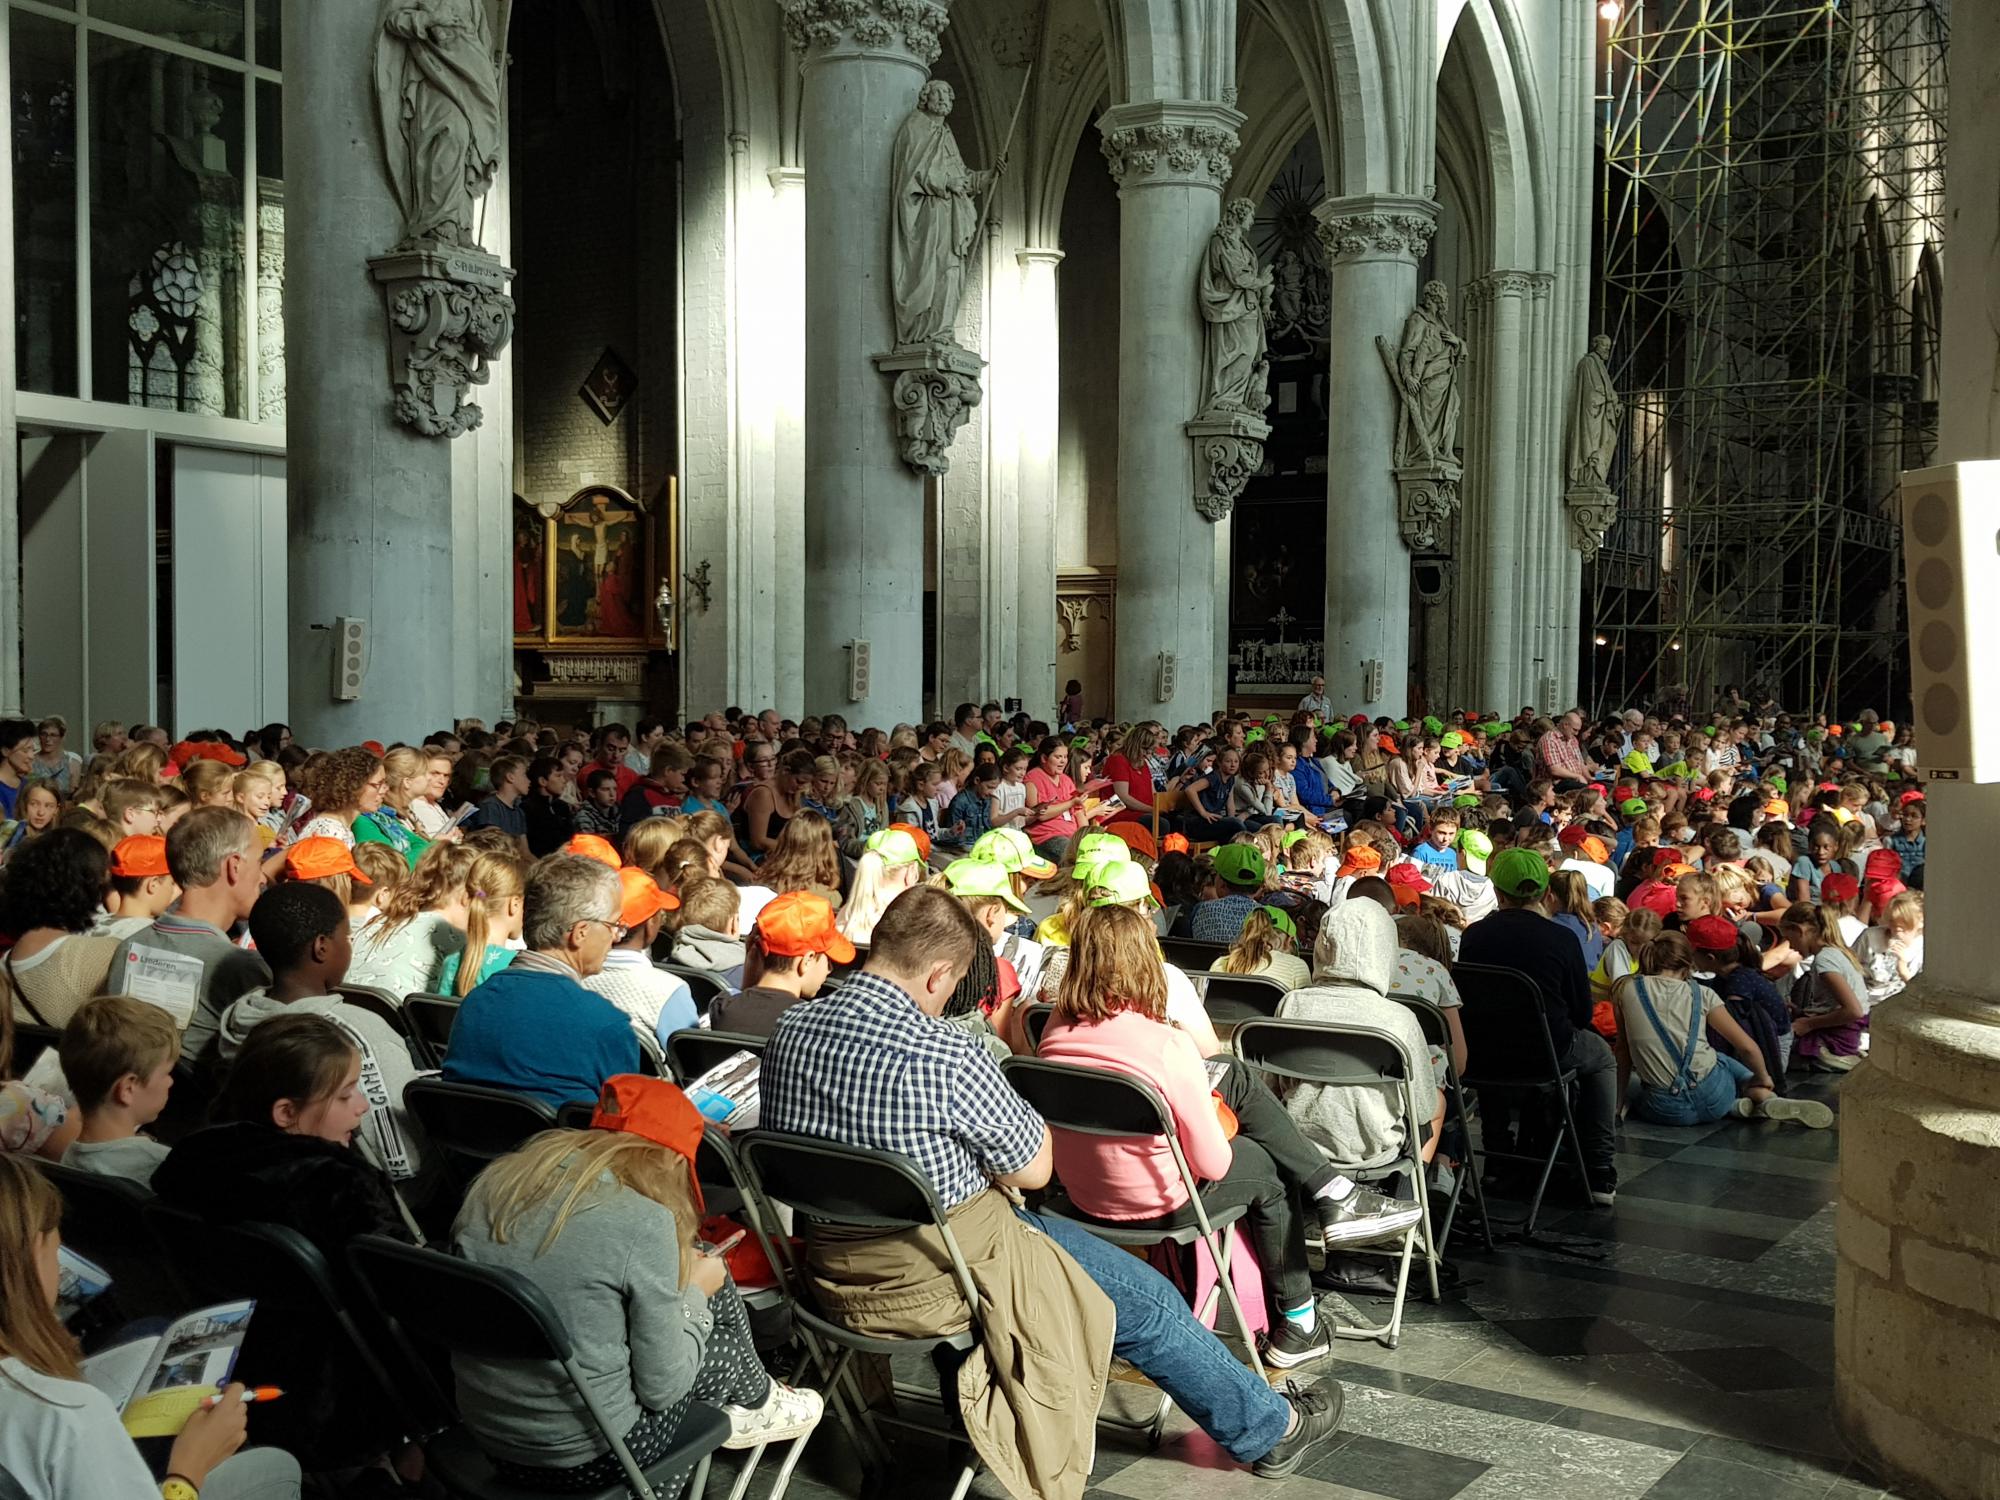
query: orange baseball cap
[
  {"left": 756, "top": 890, "right": 857, "bottom": 963},
  {"left": 284, "top": 837, "right": 372, "bottom": 885},
  {"left": 1762, "top": 799, "right": 1790, "bottom": 818},
  {"left": 109, "top": 835, "right": 170, "bottom": 879},
  {"left": 886, "top": 822, "right": 932, "bottom": 862},
  {"left": 1163, "top": 833, "right": 1190, "bottom": 855},
  {"left": 1336, "top": 846, "right": 1383, "bottom": 878},
  {"left": 1119, "top": 824, "right": 1158, "bottom": 861},
  {"left": 1578, "top": 834, "right": 1610, "bottom": 865},
  {"left": 564, "top": 833, "right": 621, "bottom": 868},
  {"left": 589, "top": 1075, "right": 704, "bottom": 1211},
  {"left": 617, "top": 866, "right": 680, "bottom": 928}
]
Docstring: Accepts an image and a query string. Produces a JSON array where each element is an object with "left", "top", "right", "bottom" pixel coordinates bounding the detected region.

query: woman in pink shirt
[
  {"left": 1022, "top": 736, "right": 1084, "bottom": 860},
  {"left": 1038, "top": 905, "right": 1380, "bottom": 1371}
]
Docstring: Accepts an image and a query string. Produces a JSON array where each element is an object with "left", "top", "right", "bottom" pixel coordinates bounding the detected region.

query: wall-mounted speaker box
[{"left": 1901, "top": 462, "right": 2000, "bottom": 783}]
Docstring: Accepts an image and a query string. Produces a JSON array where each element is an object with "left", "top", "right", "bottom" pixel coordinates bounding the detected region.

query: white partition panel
[{"left": 171, "top": 447, "right": 287, "bottom": 732}]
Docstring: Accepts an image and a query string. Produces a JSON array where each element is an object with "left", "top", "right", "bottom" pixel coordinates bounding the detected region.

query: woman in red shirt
[
  {"left": 1023, "top": 736, "right": 1085, "bottom": 859},
  {"left": 1101, "top": 721, "right": 1163, "bottom": 831}
]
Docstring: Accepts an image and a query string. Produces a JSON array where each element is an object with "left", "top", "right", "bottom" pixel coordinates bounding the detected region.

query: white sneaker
[
  {"left": 1756, "top": 1097, "right": 1834, "bottom": 1129},
  {"left": 722, "top": 1381, "right": 823, "bottom": 1449}
]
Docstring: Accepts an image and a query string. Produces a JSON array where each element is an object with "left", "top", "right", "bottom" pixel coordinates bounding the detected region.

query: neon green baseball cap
[
  {"left": 1258, "top": 905, "right": 1299, "bottom": 941},
  {"left": 970, "top": 827, "right": 1058, "bottom": 880},
  {"left": 942, "top": 858, "right": 1030, "bottom": 913},
  {"left": 1087, "top": 858, "right": 1159, "bottom": 910},
  {"left": 865, "top": 828, "right": 924, "bottom": 867},
  {"left": 1211, "top": 844, "right": 1267, "bottom": 888}
]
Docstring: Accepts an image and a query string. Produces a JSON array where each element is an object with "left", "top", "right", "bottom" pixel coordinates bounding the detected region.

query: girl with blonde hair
[
  {"left": 346, "top": 840, "right": 476, "bottom": 996},
  {"left": 836, "top": 758, "right": 892, "bottom": 858},
  {"left": 180, "top": 757, "right": 237, "bottom": 807},
  {"left": 756, "top": 810, "right": 843, "bottom": 907},
  {"left": 622, "top": 815, "right": 686, "bottom": 881},
  {"left": 1213, "top": 905, "right": 1309, "bottom": 991},
  {"left": 837, "top": 828, "right": 924, "bottom": 946},
  {"left": 1780, "top": 902, "right": 1868, "bottom": 1070},
  {"left": 437, "top": 850, "right": 529, "bottom": 995}
]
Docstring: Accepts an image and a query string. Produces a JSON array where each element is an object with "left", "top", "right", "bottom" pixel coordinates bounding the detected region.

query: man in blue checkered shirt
[{"left": 763, "top": 887, "right": 1345, "bottom": 1480}]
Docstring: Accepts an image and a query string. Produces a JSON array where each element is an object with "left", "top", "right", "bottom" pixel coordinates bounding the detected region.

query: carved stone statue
[
  {"left": 374, "top": 0, "right": 503, "bottom": 250},
  {"left": 1564, "top": 334, "right": 1624, "bottom": 487},
  {"left": 1386, "top": 280, "right": 1466, "bottom": 466},
  {"left": 1197, "top": 198, "right": 1272, "bottom": 416},
  {"left": 890, "top": 81, "right": 999, "bottom": 349}
]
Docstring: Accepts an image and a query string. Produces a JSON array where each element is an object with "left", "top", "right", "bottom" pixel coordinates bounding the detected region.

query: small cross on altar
[{"left": 1271, "top": 607, "right": 1295, "bottom": 643}]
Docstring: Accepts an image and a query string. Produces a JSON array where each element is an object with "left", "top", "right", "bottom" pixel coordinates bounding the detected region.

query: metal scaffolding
[{"left": 1589, "top": 0, "right": 1947, "bottom": 718}]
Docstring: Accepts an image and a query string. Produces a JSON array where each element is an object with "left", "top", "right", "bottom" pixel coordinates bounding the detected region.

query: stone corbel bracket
[
  {"left": 1564, "top": 481, "right": 1620, "bottom": 560},
  {"left": 1393, "top": 462, "right": 1462, "bottom": 552},
  {"left": 1186, "top": 409, "right": 1271, "bottom": 522},
  {"left": 368, "top": 245, "right": 516, "bottom": 439},
  {"left": 876, "top": 343, "right": 984, "bottom": 476}
]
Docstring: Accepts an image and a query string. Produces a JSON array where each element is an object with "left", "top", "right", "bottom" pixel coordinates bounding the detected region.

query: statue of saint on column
[
  {"left": 1388, "top": 280, "right": 1466, "bottom": 467},
  {"left": 890, "top": 81, "right": 1003, "bottom": 349},
  {"left": 374, "top": 0, "right": 503, "bottom": 250},
  {"left": 1564, "top": 333, "right": 1624, "bottom": 488},
  {"left": 1197, "top": 198, "right": 1273, "bottom": 417}
]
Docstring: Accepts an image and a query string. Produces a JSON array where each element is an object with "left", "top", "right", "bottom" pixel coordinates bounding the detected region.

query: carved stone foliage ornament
[
  {"left": 1565, "top": 482, "right": 1621, "bottom": 560},
  {"left": 369, "top": 247, "right": 515, "bottom": 438},
  {"left": 1316, "top": 212, "right": 1436, "bottom": 263},
  {"left": 1187, "top": 414, "right": 1270, "bottom": 522},
  {"left": 1395, "top": 466, "right": 1460, "bottom": 553},
  {"left": 877, "top": 345, "right": 984, "bottom": 476},
  {"left": 369, "top": 0, "right": 513, "bottom": 438},
  {"left": 1099, "top": 100, "right": 1240, "bottom": 190},
  {"left": 781, "top": 0, "right": 948, "bottom": 63}
]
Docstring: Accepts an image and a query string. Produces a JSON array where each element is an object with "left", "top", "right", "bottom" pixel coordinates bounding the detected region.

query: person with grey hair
[{"left": 441, "top": 855, "right": 640, "bottom": 1108}]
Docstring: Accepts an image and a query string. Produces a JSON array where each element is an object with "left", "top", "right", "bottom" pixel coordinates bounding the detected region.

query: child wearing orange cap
[
  {"left": 711, "top": 890, "right": 852, "bottom": 1039},
  {"left": 98, "top": 834, "right": 182, "bottom": 940},
  {"left": 582, "top": 868, "right": 694, "bottom": 1049},
  {"left": 451, "top": 1075, "right": 823, "bottom": 1482}
]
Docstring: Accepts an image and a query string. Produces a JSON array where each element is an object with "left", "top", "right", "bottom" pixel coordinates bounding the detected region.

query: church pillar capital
[
  {"left": 1096, "top": 100, "right": 1245, "bottom": 192},
  {"left": 1462, "top": 268, "right": 1553, "bottom": 310},
  {"left": 1313, "top": 193, "right": 1439, "bottom": 266},
  {"left": 779, "top": 0, "right": 948, "bottom": 70}
]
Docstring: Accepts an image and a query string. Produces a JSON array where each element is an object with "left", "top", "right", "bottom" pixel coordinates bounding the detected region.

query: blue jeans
[
  {"left": 1629, "top": 1053, "right": 1750, "bottom": 1126},
  {"left": 1019, "top": 1209, "right": 1289, "bottom": 1463}
]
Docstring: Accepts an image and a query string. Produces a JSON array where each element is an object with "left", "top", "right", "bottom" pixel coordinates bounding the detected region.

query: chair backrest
[
  {"left": 665, "top": 1028, "right": 768, "bottom": 1087},
  {"left": 1000, "top": 1055, "right": 1173, "bottom": 1140},
  {"left": 400, "top": 993, "right": 461, "bottom": 1069},
  {"left": 1022, "top": 1002, "right": 1055, "bottom": 1053},
  {"left": 336, "top": 984, "right": 411, "bottom": 1039},
  {"left": 37, "top": 1161, "right": 183, "bottom": 1315},
  {"left": 144, "top": 1202, "right": 344, "bottom": 1316},
  {"left": 10, "top": 1023, "right": 61, "bottom": 1077},
  {"left": 739, "top": 1131, "right": 947, "bottom": 1234},
  {"left": 1388, "top": 990, "right": 1449, "bottom": 1052},
  {"left": 1197, "top": 972, "right": 1288, "bottom": 1023},
  {"left": 1231, "top": 1016, "right": 1432, "bottom": 1160},
  {"left": 1451, "top": 962, "right": 1564, "bottom": 1087},
  {"left": 655, "top": 963, "right": 728, "bottom": 1008},
  {"left": 403, "top": 1077, "right": 560, "bottom": 1171},
  {"left": 1159, "top": 936, "right": 1228, "bottom": 971},
  {"left": 347, "top": 1232, "right": 573, "bottom": 1363}
]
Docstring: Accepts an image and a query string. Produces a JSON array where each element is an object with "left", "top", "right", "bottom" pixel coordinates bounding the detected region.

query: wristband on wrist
[{"left": 162, "top": 1476, "right": 201, "bottom": 1500}]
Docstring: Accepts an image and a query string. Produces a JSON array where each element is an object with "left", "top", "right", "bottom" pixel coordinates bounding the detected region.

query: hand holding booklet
[{"left": 81, "top": 1299, "right": 257, "bottom": 1437}]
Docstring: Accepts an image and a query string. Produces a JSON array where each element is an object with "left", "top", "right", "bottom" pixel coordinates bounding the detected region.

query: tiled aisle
[{"left": 715, "top": 1073, "right": 1907, "bottom": 1500}]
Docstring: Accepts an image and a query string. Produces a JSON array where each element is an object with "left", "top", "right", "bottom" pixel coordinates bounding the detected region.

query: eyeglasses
[{"left": 574, "top": 916, "right": 621, "bottom": 938}]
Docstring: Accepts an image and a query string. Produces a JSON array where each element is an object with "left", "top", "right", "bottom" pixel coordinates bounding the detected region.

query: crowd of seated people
[{"left": 0, "top": 696, "right": 1923, "bottom": 1497}]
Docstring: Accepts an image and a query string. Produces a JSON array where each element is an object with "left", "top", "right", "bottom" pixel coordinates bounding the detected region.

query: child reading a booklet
[
  {"left": 58, "top": 996, "right": 180, "bottom": 1187},
  {"left": 0, "top": 1154, "right": 302, "bottom": 1500}
]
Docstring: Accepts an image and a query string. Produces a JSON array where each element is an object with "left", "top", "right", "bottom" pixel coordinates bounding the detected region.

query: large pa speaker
[{"left": 1901, "top": 461, "right": 2000, "bottom": 782}]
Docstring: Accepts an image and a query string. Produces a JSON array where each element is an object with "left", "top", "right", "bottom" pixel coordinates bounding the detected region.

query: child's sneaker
[
  {"left": 1733, "top": 1096, "right": 1834, "bottom": 1128},
  {"left": 722, "top": 1381, "right": 823, "bottom": 1449}
]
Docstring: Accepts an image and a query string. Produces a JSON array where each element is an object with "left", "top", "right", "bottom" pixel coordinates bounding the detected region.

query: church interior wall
[{"left": 1056, "top": 126, "right": 1121, "bottom": 572}]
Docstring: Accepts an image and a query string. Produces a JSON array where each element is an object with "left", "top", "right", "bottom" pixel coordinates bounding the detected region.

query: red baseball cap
[
  {"left": 590, "top": 1075, "right": 704, "bottom": 1211},
  {"left": 109, "top": 835, "right": 170, "bottom": 879},
  {"left": 1687, "top": 915, "right": 1740, "bottom": 952},
  {"left": 755, "top": 890, "right": 856, "bottom": 964},
  {"left": 616, "top": 867, "right": 680, "bottom": 928},
  {"left": 1821, "top": 873, "right": 1861, "bottom": 904}
]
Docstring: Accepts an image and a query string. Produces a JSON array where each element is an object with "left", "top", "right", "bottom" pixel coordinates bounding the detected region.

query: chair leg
[
  {"left": 1326, "top": 1223, "right": 1419, "bottom": 1349},
  {"left": 686, "top": 1453, "right": 713, "bottom": 1499},
  {"left": 947, "top": 1456, "right": 980, "bottom": 1500},
  {"left": 1414, "top": 1166, "right": 1443, "bottom": 1304},
  {"left": 1521, "top": 1126, "right": 1566, "bottom": 1237},
  {"left": 1555, "top": 1083, "right": 1598, "bottom": 1208},
  {"left": 1458, "top": 1112, "right": 1498, "bottom": 1252},
  {"left": 1205, "top": 1226, "right": 1266, "bottom": 1380},
  {"left": 721, "top": 1443, "right": 766, "bottom": 1500}
]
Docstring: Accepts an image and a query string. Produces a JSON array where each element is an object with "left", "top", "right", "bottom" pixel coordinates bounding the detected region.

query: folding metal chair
[
  {"left": 739, "top": 1132, "right": 984, "bottom": 1500},
  {"left": 348, "top": 1234, "right": 731, "bottom": 1500},
  {"left": 401, "top": 992, "right": 462, "bottom": 1070},
  {"left": 1452, "top": 962, "right": 1597, "bottom": 1234},
  {"left": 998, "top": 1057, "right": 1266, "bottom": 1383},
  {"left": 336, "top": 983, "right": 415, "bottom": 1039},
  {"left": 1021, "top": 1002, "right": 1055, "bottom": 1053},
  {"left": 9, "top": 1022, "right": 61, "bottom": 1077},
  {"left": 1158, "top": 935, "right": 1229, "bottom": 972},
  {"left": 664, "top": 1029, "right": 768, "bottom": 1087},
  {"left": 36, "top": 1160, "right": 182, "bottom": 1324},
  {"left": 1190, "top": 971, "right": 1289, "bottom": 1025},
  {"left": 403, "top": 1077, "right": 560, "bottom": 1187},
  {"left": 1388, "top": 990, "right": 1496, "bottom": 1251},
  {"left": 1230, "top": 1016, "right": 1438, "bottom": 1348},
  {"left": 655, "top": 963, "right": 730, "bottom": 1012}
]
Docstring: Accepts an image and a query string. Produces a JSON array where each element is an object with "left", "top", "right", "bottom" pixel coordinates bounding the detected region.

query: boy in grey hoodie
[
  {"left": 216, "top": 882, "right": 438, "bottom": 1204},
  {"left": 669, "top": 877, "right": 747, "bottom": 989}
]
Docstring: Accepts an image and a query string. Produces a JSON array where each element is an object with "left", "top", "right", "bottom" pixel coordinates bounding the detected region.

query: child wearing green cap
[
  {"left": 1191, "top": 844, "right": 1267, "bottom": 943},
  {"left": 1210, "top": 905, "right": 1309, "bottom": 992}
]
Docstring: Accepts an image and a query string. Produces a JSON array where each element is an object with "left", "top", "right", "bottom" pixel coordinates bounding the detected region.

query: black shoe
[
  {"left": 1251, "top": 1378, "right": 1346, "bottom": 1478},
  {"left": 1262, "top": 1315, "right": 1333, "bottom": 1370}
]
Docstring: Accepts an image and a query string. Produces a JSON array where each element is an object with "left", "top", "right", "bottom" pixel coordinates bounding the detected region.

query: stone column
[
  {"left": 1099, "top": 100, "right": 1244, "bottom": 722},
  {"left": 1013, "top": 247, "right": 1063, "bottom": 717},
  {"left": 784, "top": 0, "right": 947, "bottom": 726},
  {"left": 283, "top": 0, "right": 480, "bottom": 744},
  {"left": 1315, "top": 196, "right": 1436, "bottom": 717},
  {"left": 1834, "top": 7, "right": 2000, "bottom": 1495}
]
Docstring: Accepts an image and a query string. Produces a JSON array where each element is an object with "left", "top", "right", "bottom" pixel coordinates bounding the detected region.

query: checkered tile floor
[{"left": 708, "top": 1070, "right": 1911, "bottom": 1500}]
